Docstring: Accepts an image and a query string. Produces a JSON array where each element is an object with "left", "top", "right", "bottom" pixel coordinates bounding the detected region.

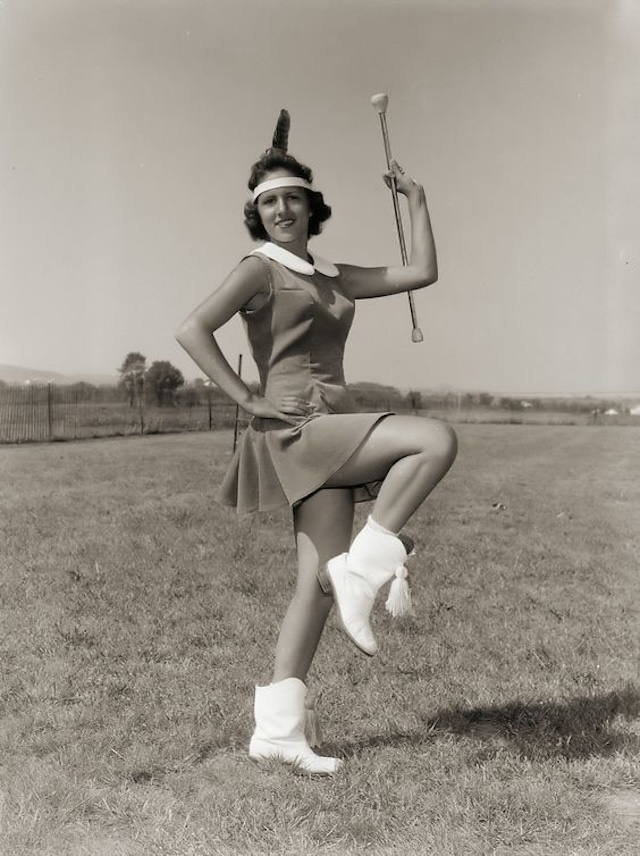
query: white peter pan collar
[{"left": 250, "top": 242, "right": 339, "bottom": 277}]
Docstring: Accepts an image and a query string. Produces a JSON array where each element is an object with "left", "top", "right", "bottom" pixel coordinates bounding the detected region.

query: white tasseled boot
[
  {"left": 249, "top": 678, "right": 342, "bottom": 775},
  {"left": 325, "top": 516, "right": 414, "bottom": 657}
]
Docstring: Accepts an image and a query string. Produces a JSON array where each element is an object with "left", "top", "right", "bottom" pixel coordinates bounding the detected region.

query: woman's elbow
[
  {"left": 175, "top": 318, "right": 198, "bottom": 348},
  {"left": 417, "top": 263, "right": 438, "bottom": 289}
]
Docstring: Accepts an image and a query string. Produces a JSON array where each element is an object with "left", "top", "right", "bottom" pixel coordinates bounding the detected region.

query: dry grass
[{"left": 1, "top": 425, "right": 639, "bottom": 855}]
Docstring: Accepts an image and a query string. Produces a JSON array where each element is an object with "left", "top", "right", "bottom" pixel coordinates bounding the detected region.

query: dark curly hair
[{"left": 244, "top": 150, "right": 332, "bottom": 241}]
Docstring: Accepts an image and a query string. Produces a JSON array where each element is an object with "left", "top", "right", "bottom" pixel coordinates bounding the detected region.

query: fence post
[
  {"left": 232, "top": 354, "right": 243, "bottom": 452},
  {"left": 47, "top": 383, "right": 53, "bottom": 441},
  {"left": 138, "top": 377, "right": 145, "bottom": 435},
  {"left": 74, "top": 386, "right": 79, "bottom": 439}
]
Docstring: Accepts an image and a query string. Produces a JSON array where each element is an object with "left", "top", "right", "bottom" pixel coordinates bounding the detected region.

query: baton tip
[
  {"left": 371, "top": 93, "right": 389, "bottom": 114},
  {"left": 411, "top": 328, "right": 424, "bottom": 344}
]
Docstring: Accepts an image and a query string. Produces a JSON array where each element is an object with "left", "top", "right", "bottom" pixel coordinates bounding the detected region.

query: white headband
[{"left": 252, "top": 176, "right": 312, "bottom": 202}]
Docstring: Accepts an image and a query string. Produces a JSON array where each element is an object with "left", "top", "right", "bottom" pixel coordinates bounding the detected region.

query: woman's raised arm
[{"left": 339, "top": 162, "right": 437, "bottom": 300}]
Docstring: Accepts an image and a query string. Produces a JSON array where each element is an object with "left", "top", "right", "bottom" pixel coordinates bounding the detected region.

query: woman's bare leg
[
  {"left": 271, "top": 488, "right": 354, "bottom": 683},
  {"left": 324, "top": 415, "right": 457, "bottom": 533},
  {"left": 320, "top": 416, "right": 456, "bottom": 656}
]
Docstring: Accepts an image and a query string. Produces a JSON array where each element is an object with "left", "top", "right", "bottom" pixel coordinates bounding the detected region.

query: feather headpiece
[
  {"left": 251, "top": 108, "right": 313, "bottom": 201},
  {"left": 270, "top": 109, "right": 290, "bottom": 153}
]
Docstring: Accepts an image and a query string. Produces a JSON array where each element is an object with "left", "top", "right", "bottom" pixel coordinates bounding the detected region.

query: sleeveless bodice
[{"left": 241, "top": 256, "right": 357, "bottom": 414}]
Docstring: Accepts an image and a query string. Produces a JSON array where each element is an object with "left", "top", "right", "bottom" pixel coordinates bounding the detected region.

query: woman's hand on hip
[{"left": 243, "top": 393, "right": 316, "bottom": 425}]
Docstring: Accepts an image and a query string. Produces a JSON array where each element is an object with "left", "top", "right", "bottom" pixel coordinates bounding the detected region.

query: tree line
[{"left": 115, "top": 355, "right": 633, "bottom": 416}]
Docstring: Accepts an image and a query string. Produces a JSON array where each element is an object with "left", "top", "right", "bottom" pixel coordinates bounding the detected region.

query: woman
[{"left": 175, "top": 110, "right": 457, "bottom": 775}]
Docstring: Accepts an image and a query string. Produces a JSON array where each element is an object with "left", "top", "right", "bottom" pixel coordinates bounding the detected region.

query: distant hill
[{"left": 0, "top": 365, "right": 118, "bottom": 386}]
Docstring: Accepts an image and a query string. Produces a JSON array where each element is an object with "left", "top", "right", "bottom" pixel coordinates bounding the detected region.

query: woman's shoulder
[
  {"left": 232, "top": 253, "right": 274, "bottom": 313},
  {"left": 231, "top": 252, "right": 273, "bottom": 285},
  {"left": 238, "top": 250, "right": 270, "bottom": 270}
]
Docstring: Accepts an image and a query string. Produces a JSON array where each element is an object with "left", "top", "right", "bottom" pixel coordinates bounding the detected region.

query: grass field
[{"left": 1, "top": 425, "right": 639, "bottom": 855}]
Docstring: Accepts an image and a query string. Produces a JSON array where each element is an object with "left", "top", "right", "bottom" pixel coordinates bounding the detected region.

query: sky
[{"left": 1, "top": 0, "right": 638, "bottom": 395}]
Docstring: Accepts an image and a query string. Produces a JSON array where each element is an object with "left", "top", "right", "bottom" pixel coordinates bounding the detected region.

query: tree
[
  {"left": 118, "top": 352, "right": 146, "bottom": 407},
  {"left": 145, "top": 360, "right": 184, "bottom": 406}
]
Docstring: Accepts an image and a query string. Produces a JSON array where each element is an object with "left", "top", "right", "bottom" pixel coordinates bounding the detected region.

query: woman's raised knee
[{"left": 420, "top": 419, "right": 458, "bottom": 470}]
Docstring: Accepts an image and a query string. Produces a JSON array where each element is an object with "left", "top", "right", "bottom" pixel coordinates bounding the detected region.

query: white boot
[
  {"left": 325, "top": 517, "right": 413, "bottom": 657},
  {"left": 249, "top": 678, "right": 342, "bottom": 775}
]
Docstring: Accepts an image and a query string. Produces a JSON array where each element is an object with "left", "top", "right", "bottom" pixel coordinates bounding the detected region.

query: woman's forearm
[
  {"left": 175, "top": 321, "right": 254, "bottom": 408},
  {"left": 407, "top": 184, "right": 437, "bottom": 284}
]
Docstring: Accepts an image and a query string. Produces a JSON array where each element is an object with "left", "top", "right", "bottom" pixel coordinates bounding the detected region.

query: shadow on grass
[{"left": 334, "top": 684, "right": 640, "bottom": 762}]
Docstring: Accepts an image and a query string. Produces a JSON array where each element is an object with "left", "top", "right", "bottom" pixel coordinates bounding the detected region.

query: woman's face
[{"left": 255, "top": 169, "right": 311, "bottom": 247}]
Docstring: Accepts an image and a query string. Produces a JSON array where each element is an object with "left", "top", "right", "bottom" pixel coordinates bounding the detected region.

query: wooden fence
[
  {"left": 1, "top": 383, "right": 634, "bottom": 445},
  {"left": 0, "top": 384, "right": 240, "bottom": 444}
]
